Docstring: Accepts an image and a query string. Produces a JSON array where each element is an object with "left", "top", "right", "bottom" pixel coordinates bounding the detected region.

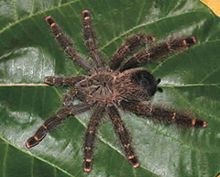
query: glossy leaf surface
[{"left": 0, "top": 0, "right": 220, "bottom": 177}]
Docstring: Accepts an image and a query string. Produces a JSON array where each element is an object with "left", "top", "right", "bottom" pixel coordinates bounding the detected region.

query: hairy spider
[{"left": 25, "top": 9, "right": 207, "bottom": 173}]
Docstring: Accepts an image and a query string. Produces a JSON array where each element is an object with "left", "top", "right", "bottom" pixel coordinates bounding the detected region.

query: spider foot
[
  {"left": 128, "top": 155, "right": 140, "bottom": 168},
  {"left": 83, "top": 160, "right": 92, "bottom": 173},
  {"left": 25, "top": 125, "right": 47, "bottom": 149}
]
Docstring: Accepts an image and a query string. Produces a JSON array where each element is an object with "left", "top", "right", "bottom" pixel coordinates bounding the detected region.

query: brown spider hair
[{"left": 25, "top": 9, "right": 207, "bottom": 173}]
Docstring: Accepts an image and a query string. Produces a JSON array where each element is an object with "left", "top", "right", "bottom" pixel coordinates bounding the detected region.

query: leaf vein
[
  {"left": 75, "top": 118, "right": 159, "bottom": 175},
  {"left": 99, "top": 9, "right": 206, "bottom": 51},
  {"left": 198, "top": 65, "right": 220, "bottom": 84},
  {"left": 0, "top": 0, "right": 80, "bottom": 36},
  {"left": 0, "top": 135, "right": 75, "bottom": 177},
  {"left": 2, "top": 143, "right": 9, "bottom": 177}
]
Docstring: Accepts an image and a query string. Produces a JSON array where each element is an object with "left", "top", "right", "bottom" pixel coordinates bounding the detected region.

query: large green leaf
[{"left": 0, "top": 0, "right": 220, "bottom": 177}]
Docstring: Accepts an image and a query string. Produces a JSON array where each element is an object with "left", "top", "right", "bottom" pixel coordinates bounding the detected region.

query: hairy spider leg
[
  {"left": 107, "top": 106, "right": 140, "bottom": 168},
  {"left": 25, "top": 103, "right": 91, "bottom": 149},
  {"left": 44, "top": 75, "right": 85, "bottom": 87},
  {"left": 82, "top": 10, "right": 105, "bottom": 67},
  {"left": 83, "top": 106, "right": 105, "bottom": 173},
  {"left": 45, "top": 16, "right": 93, "bottom": 71},
  {"left": 110, "top": 34, "right": 155, "bottom": 70},
  {"left": 121, "top": 101, "right": 207, "bottom": 128},
  {"left": 120, "top": 36, "right": 196, "bottom": 71},
  {"left": 62, "top": 88, "right": 79, "bottom": 107}
]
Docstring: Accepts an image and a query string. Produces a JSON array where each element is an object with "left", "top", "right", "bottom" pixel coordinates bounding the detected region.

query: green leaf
[{"left": 0, "top": 0, "right": 220, "bottom": 177}]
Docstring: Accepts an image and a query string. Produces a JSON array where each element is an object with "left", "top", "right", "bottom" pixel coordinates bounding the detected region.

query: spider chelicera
[{"left": 25, "top": 9, "right": 207, "bottom": 173}]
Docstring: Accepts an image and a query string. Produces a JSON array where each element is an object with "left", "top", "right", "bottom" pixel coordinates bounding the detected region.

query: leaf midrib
[
  {"left": 0, "top": 1, "right": 217, "bottom": 176},
  {"left": 161, "top": 83, "right": 220, "bottom": 88}
]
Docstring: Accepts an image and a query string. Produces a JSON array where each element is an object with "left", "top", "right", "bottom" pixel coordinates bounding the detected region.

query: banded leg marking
[
  {"left": 25, "top": 103, "right": 91, "bottom": 149},
  {"left": 45, "top": 16, "right": 92, "bottom": 71},
  {"left": 82, "top": 10, "right": 105, "bottom": 67},
  {"left": 110, "top": 34, "right": 155, "bottom": 70},
  {"left": 120, "top": 36, "right": 197, "bottom": 71},
  {"left": 44, "top": 76, "right": 84, "bottom": 87},
  {"left": 83, "top": 106, "right": 105, "bottom": 173},
  {"left": 121, "top": 101, "right": 207, "bottom": 128},
  {"left": 107, "top": 105, "right": 140, "bottom": 168}
]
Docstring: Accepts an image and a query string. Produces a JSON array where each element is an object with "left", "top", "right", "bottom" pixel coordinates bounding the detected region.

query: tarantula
[{"left": 25, "top": 9, "right": 207, "bottom": 173}]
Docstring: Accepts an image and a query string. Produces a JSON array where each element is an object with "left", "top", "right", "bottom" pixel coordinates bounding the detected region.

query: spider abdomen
[{"left": 114, "top": 68, "right": 159, "bottom": 102}]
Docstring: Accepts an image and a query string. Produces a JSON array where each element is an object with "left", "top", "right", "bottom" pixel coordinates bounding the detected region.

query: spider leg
[
  {"left": 110, "top": 34, "right": 155, "bottom": 70},
  {"left": 121, "top": 101, "right": 207, "bottom": 128},
  {"left": 81, "top": 10, "right": 105, "bottom": 67},
  {"left": 83, "top": 105, "right": 105, "bottom": 173},
  {"left": 107, "top": 105, "right": 140, "bottom": 168},
  {"left": 45, "top": 16, "right": 93, "bottom": 71},
  {"left": 44, "top": 75, "right": 84, "bottom": 87},
  {"left": 83, "top": 106, "right": 105, "bottom": 173},
  {"left": 62, "top": 88, "right": 79, "bottom": 107},
  {"left": 25, "top": 103, "right": 91, "bottom": 149},
  {"left": 120, "top": 36, "right": 196, "bottom": 71}
]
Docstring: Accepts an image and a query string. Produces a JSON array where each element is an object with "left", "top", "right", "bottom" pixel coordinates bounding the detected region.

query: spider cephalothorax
[{"left": 25, "top": 9, "right": 207, "bottom": 173}]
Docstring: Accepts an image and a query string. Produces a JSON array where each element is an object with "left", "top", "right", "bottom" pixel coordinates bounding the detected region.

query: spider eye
[{"left": 132, "top": 70, "right": 158, "bottom": 96}]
